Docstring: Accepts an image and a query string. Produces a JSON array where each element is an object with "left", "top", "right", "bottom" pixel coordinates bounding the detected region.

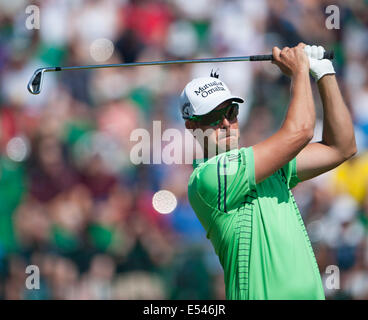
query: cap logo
[
  {"left": 210, "top": 69, "right": 219, "bottom": 78},
  {"left": 194, "top": 80, "right": 225, "bottom": 98},
  {"left": 182, "top": 102, "right": 193, "bottom": 119}
]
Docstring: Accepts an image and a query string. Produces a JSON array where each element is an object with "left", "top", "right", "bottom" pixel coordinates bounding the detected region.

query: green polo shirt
[{"left": 188, "top": 147, "right": 325, "bottom": 300}]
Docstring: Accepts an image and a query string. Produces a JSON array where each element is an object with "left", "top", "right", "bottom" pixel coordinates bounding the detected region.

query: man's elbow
[
  {"left": 283, "top": 124, "right": 314, "bottom": 143},
  {"left": 341, "top": 143, "right": 357, "bottom": 161},
  {"left": 298, "top": 127, "right": 314, "bottom": 145},
  {"left": 304, "top": 129, "right": 315, "bottom": 143}
]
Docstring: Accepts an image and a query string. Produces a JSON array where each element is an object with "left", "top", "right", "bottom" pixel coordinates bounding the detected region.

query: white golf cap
[{"left": 179, "top": 77, "right": 244, "bottom": 119}]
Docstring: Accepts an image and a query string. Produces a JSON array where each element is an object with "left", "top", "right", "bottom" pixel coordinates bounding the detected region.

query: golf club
[{"left": 27, "top": 51, "right": 334, "bottom": 95}]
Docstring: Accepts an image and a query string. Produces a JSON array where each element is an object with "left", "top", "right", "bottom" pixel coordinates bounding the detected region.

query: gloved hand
[{"left": 304, "top": 45, "right": 335, "bottom": 82}]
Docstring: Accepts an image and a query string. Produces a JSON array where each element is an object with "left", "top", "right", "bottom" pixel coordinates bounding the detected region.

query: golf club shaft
[
  {"left": 27, "top": 51, "right": 334, "bottom": 95},
  {"left": 46, "top": 56, "right": 253, "bottom": 73},
  {"left": 43, "top": 51, "right": 335, "bottom": 73}
]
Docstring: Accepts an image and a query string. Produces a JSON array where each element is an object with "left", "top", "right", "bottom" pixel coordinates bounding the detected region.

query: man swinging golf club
[{"left": 182, "top": 43, "right": 357, "bottom": 300}]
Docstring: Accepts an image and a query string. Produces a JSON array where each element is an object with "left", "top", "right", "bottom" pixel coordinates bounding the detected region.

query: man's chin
[{"left": 218, "top": 136, "right": 239, "bottom": 153}]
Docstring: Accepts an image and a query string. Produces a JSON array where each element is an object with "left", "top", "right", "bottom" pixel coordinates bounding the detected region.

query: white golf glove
[{"left": 304, "top": 45, "right": 335, "bottom": 82}]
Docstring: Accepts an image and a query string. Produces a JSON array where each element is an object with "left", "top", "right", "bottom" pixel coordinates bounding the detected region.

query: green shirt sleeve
[{"left": 281, "top": 157, "right": 301, "bottom": 189}]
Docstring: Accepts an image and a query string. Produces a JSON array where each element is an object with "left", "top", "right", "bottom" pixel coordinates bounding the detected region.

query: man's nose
[{"left": 220, "top": 116, "right": 231, "bottom": 128}]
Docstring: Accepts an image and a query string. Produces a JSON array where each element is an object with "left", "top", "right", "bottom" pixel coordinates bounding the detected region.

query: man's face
[{"left": 186, "top": 100, "right": 240, "bottom": 155}]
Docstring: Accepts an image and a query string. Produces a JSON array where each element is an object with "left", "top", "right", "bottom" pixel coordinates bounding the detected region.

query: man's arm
[
  {"left": 296, "top": 74, "right": 357, "bottom": 181},
  {"left": 253, "top": 43, "right": 315, "bottom": 184}
]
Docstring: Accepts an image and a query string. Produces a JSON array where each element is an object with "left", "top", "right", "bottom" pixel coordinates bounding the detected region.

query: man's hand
[
  {"left": 272, "top": 43, "right": 309, "bottom": 77},
  {"left": 304, "top": 45, "right": 336, "bottom": 82}
]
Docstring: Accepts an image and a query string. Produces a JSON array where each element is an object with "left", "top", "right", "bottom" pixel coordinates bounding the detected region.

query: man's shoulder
[
  {"left": 192, "top": 147, "right": 243, "bottom": 171},
  {"left": 188, "top": 155, "right": 220, "bottom": 194},
  {"left": 189, "top": 148, "right": 247, "bottom": 191}
]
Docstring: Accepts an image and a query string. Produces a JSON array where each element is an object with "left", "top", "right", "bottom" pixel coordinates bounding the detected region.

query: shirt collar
[{"left": 193, "top": 158, "right": 208, "bottom": 169}]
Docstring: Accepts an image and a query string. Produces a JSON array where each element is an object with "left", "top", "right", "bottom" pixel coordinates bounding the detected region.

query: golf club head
[{"left": 27, "top": 68, "right": 45, "bottom": 95}]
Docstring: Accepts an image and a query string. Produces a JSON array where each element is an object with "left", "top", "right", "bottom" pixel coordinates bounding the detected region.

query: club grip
[
  {"left": 323, "top": 50, "right": 334, "bottom": 60},
  {"left": 250, "top": 54, "right": 273, "bottom": 61},
  {"left": 250, "top": 50, "right": 334, "bottom": 61}
]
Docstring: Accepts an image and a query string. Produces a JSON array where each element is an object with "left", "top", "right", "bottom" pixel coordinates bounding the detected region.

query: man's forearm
[
  {"left": 283, "top": 69, "right": 315, "bottom": 136},
  {"left": 318, "top": 75, "right": 357, "bottom": 158}
]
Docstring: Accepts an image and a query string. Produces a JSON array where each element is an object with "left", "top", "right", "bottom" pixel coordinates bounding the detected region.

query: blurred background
[{"left": 0, "top": 0, "right": 368, "bottom": 300}]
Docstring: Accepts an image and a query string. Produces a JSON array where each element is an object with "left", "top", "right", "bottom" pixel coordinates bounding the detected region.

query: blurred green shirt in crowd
[{"left": 0, "top": 157, "right": 26, "bottom": 253}]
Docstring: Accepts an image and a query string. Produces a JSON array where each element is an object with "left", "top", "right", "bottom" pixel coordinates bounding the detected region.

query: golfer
[{"left": 181, "top": 43, "right": 357, "bottom": 300}]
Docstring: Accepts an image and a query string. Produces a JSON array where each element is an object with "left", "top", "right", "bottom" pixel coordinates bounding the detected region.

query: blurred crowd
[{"left": 0, "top": 0, "right": 368, "bottom": 300}]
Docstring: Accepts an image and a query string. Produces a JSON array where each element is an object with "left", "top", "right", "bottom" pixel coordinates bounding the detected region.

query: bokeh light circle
[
  {"left": 152, "top": 190, "right": 177, "bottom": 214},
  {"left": 90, "top": 38, "right": 114, "bottom": 62}
]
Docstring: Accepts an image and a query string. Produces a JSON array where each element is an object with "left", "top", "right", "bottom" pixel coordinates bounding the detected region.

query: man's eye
[{"left": 227, "top": 108, "right": 235, "bottom": 118}]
